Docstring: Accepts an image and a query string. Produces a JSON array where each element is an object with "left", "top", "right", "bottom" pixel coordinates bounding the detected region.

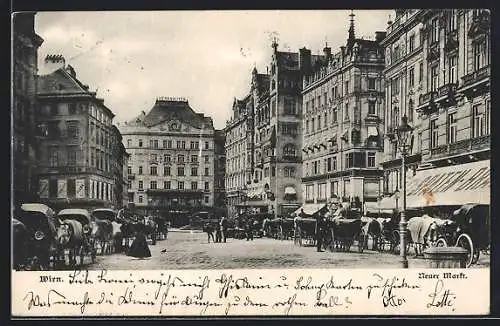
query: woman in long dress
[{"left": 127, "top": 223, "right": 151, "bottom": 259}]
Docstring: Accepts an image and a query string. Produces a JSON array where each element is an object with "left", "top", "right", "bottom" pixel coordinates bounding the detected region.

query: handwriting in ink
[
  {"left": 215, "top": 273, "right": 271, "bottom": 298},
  {"left": 272, "top": 293, "right": 307, "bottom": 315},
  {"left": 68, "top": 270, "right": 93, "bottom": 284},
  {"left": 426, "top": 279, "right": 456, "bottom": 310}
]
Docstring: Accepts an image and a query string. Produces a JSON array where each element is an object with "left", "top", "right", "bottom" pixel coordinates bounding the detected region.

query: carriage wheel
[
  {"left": 358, "top": 231, "right": 365, "bottom": 253},
  {"left": 456, "top": 233, "right": 474, "bottom": 268},
  {"left": 436, "top": 238, "right": 447, "bottom": 247}
]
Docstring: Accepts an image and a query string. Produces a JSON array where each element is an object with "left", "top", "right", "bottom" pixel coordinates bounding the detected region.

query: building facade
[
  {"left": 301, "top": 15, "right": 386, "bottom": 210},
  {"left": 36, "top": 55, "right": 126, "bottom": 211},
  {"left": 213, "top": 129, "right": 226, "bottom": 212},
  {"left": 225, "top": 95, "right": 252, "bottom": 217},
  {"left": 380, "top": 9, "right": 490, "bottom": 209},
  {"left": 12, "top": 12, "right": 44, "bottom": 207},
  {"left": 119, "top": 98, "right": 216, "bottom": 218}
]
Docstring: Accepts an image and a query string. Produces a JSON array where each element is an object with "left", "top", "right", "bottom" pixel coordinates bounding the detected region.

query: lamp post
[{"left": 394, "top": 115, "right": 414, "bottom": 269}]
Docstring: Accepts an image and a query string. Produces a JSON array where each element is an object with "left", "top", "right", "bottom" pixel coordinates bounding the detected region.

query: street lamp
[{"left": 394, "top": 115, "right": 414, "bottom": 269}]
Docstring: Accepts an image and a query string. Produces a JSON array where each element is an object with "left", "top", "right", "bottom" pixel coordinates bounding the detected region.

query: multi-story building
[
  {"left": 119, "top": 97, "right": 216, "bottom": 220},
  {"left": 213, "top": 129, "right": 226, "bottom": 212},
  {"left": 301, "top": 14, "right": 386, "bottom": 212},
  {"left": 380, "top": 9, "right": 490, "bottom": 210},
  {"left": 12, "top": 12, "right": 44, "bottom": 206},
  {"left": 36, "top": 55, "right": 126, "bottom": 210},
  {"left": 225, "top": 95, "right": 252, "bottom": 217},
  {"left": 111, "top": 125, "right": 130, "bottom": 208}
]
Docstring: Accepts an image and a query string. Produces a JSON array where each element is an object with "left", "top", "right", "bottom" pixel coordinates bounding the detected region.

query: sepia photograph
[{"left": 11, "top": 8, "right": 492, "bottom": 317}]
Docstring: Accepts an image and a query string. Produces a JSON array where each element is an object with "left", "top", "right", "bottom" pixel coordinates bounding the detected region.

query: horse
[
  {"left": 111, "top": 221, "right": 123, "bottom": 253},
  {"left": 407, "top": 215, "right": 449, "bottom": 256},
  {"left": 54, "top": 219, "right": 87, "bottom": 267},
  {"left": 91, "top": 219, "right": 114, "bottom": 255},
  {"left": 361, "top": 217, "right": 383, "bottom": 251}
]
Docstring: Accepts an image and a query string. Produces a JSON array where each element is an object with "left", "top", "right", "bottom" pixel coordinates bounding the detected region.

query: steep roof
[{"left": 131, "top": 99, "right": 214, "bottom": 129}]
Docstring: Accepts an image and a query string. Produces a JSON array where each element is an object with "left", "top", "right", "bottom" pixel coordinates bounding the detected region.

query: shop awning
[
  {"left": 367, "top": 126, "right": 379, "bottom": 138},
  {"left": 284, "top": 186, "right": 296, "bottom": 195},
  {"left": 364, "top": 202, "right": 394, "bottom": 215},
  {"left": 294, "top": 203, "right": 327, "bottom": 216},
  {"left": 382, "top": 160, "right": 490, "bottom": 209}
]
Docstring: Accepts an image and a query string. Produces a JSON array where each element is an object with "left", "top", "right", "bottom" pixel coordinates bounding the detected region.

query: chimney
[
  {"left": 375, "top": 31, "right": 387, "bottom": 43},
  {"left": 43, "top": 54, "right": 66, "bottom": 74},
  {"left": 299, "top": 47, "right": 312, "bottom": 73},
  {"left": 65, "top": 64, "right": 77, "bottom": 78},
  {"left": 323, "top": 45, "right": 332, "bottom": 62}
]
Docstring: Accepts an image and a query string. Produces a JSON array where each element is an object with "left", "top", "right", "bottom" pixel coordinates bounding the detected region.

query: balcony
[
  {"left": 417, "top": 91, "right": 439, "bottom": 115},
  {"left": 430, "top": 136, "right": 490, "bottom": 158},
  {"left": 281, "top": 155, "right": 301, "bottom": 163},
  {"left": 128, "top": 174, "right": 135, "bottom": 180},
  {"left": 427, "top": 42, "right": 440, "bottom": 62},
  {"left": 436, "top": 83, "right": 458, "bottom": 107},
  {"left": 461, "top": 65, "right": 490, "bottom": 89}
]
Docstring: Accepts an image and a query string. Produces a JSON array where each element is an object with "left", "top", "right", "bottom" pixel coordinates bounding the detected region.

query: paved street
[{"left": 86, "top": 230, "right": 490, "bottom": 270}]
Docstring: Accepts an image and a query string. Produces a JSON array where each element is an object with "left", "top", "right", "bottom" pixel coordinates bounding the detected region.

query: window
[
  {"left": 48, "top": 121, "right": 60, "bottom": 139},
  {"left": 332, "top": 107, "right": 338, "bottom": 123},
  {"left": 368, "top": 78, "right": 376, "bottom": 90},
  {"left": 205, "top": 141, "right": 209, "bottom": 149},
  {"left": 163, "top": 140, "right": 168, "bottom": 148},
  {"left": 367, "top": 152, "right": 376, "bottom": 167},
  {"left": 177, "top": 154, "right": 184, "bottom": 164},
  {"left": 447, "top": 113, "right": 457, "bottom": 144},
  {"left": 138, "top": 181, "right": 143, "bottom": 191},
  {"left": 344, "top": 103, "right": 349, "bottom": 121},
  {"left": 330, "top": 181, "right": 339, "bottom": 197},
  {"left": 324, "top": 112, "right": 328, "bottom": 127},
  {"left": 49, "top": 147, "right": 58, "bottom": 167},
  {"left": 391, "top": 77, "right": 400, "bottom": 95},
  {"left": 205, "top": 167, "right": 209, "bottom": 176},
  {"left": 305, "top": 185, "right": 314, "bottom": 201},
  {"left": 127, "top": 166, "right": 132, "bottom": 175},
  {"left": 204, "top": 155, "right": 209, "bottom": 163},
  {"left": 313, "top": 161, "right": 319, "bottom": 174},
  {"left": 430, "top": 65, "right": 439, "bottom": 91},
  {"left": 178, "top": 181, "right": 184, "bottom": 190},
  {"left": 163, "top": 154, "right": 171, "bottom": 163},
  {"left": 408, "top": 99, "right": 414, "bottom": 123},
  {"left": 409, "top": 34, "right": 415, "bottom": 52},
  {"left": 181, "top": 141, "right": 186, "bottom": 149},
  {"left": 138, "top": 139, "right": 143, "bottom": 147},
  {"left": 409, "top": 67, "right": 415, "bottom": 88},
  {"left": 191, "top": 167, "right": 198, "bottom": 176},
  {"left": 419, "top": 62, "right": 424, "bottom": 83},
  {"left": 150, "top": 166, "right": 157, "bottom": 175},
  {"left": 163, "top": 166, "right": 171, "bottom": 176},
  {"left": 90, "top": 147, "right": 95, "bottom": 167},
  {"left": 430, "top": 119, "right": 439, "bottom": 148},
  {"left": 473, "top": 104, "right": 485, "bottom": 138},
  {"left": 368, "top": 101, "right": 376, "bottom": 115},
  {"left": 151, "top": 154, "right": 158, "bottom": 162},
  {"left": 178, "top": 166, "right": 185, "bottom": 176},
  {"left": 448, "top": 9, "right": 457, "bottom": 31},
  {"left": 205, "top": 182, "right": 210, "bottom": 191},
  {"left": 191, "top": 182, "right": 198, "bottom": 190},
  {"left": 204, "top": 196, "right": 209, "bottom": 204},
  {"left": 284, "top": 167, "right": 295, "bottom": 177},
  {"left": 448, "top": 55, "right": 457, "bottom": 83},
  {"left": 311, "top": 118, "right": 315, "bottom": 132},
  {"left": 127, "top": 139, "right": 132, "bottom": 147},
  {"left": 332, "top": 156, "right": 337, "bottom": 171},
  {"left": 150, "top": 181, "right": 157, "bottom": 190},
  {"left": 67, "top": 149, "right": 77, "bottom": 165},
  {"left": 345, "top": 81, "right": 349, "bottom": 95},
  {"left": 305, "top": 120, "right": 309, "bottom": 133},
  {"left": 138, "top": 166, "right": 143, "bottom": 175},
  {"left": 164, "top": 181, "right": 171, "bottom": 189},
  {"left": 66, "top": 121, "right": 79, "bottom": 139},
  {"left": 176, "top": 140, "right": 181, "bottom": 149},
  {"left": 327, "top": 158, "right": 332, "bottom": 171},
  {"left": 284, "top": 98, "right": 296, "bottom": 115},
  {"left": 431, "top": 17, "right": 439, "bottom": 43},
  {"left": 190, "top": 141, "right": 196, "bottom": 149},
  {"left": 128, "top": 180, "right": 132, "bottom": 189},
  {"left": 138, "top": 195, "right": 143, "bottom": 203},
  {"left": 154, "top": 140, "right": 158, "bottom": 148},
  {"left": 473, "top": 41, "right": 486, "bottom": 71}
]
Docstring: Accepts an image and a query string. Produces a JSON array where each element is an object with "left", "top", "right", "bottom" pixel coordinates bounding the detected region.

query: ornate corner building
[
  {"left": 35, "top": 55, "right": 128, "bottom": 211},
  {"left": 119, "top": 98, "right": 217, "bottom": 222}
]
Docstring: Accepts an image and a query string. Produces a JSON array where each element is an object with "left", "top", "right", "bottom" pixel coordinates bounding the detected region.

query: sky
[{"left": 35, "top": 10, "right": 393, "bottom": 129}]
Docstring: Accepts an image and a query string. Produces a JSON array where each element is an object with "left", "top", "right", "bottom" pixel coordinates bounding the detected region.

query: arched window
[{"left": 283, "top": 143, "right": 296, "bottom": 156}]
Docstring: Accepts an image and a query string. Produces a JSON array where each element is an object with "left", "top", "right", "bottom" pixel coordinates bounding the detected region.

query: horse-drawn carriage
[
  {"left": 13, "top": 203, "right": 57, "bottom": 270},
  {"left": 323, "top": 205, "right": 365, "bottom": 253},
  {"left": 55, "top": 209, "right": 96, "bottom": 267},
  {"left": 91, "top": 208, "right": 119, "bottom": 254},
  {"left": 433, "top": 204, "right": 490, "bottom": 267},
  {"left": 263, "top": 216, "right": 293, "bottom": 240},
  {"left": 294, "top": 217, "right": 317, "bottom": 246}
]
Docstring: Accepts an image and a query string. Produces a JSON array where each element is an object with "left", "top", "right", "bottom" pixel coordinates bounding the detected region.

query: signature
[{"left": 426, "top": 280, "right": 456, "bottom": 309}]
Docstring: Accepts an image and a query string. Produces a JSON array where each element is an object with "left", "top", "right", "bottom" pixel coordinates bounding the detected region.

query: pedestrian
[
  {"left": 315, "top": 213, "right": 325, "bottom": 252},
  {"left": 215, "top": 218, "right": 222, "bottom": 243},
  {"left": 220, "top": 216, "right": 228, "bottom": 243},
  {"left": 246, "top": 217, "right": 254, "bottom": 241},
  {"left": 127, "top": 223, "right": 151, "bottom": 259}
]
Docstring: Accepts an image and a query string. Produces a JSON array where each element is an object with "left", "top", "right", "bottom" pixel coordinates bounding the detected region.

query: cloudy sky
[{"left": 35, "top": 10, "right": 393, "bottom": 129}]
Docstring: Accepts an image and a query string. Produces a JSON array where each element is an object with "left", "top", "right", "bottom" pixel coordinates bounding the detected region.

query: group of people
[{"left": 204, "top": 216, "right": 229, "bottom": 243}]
